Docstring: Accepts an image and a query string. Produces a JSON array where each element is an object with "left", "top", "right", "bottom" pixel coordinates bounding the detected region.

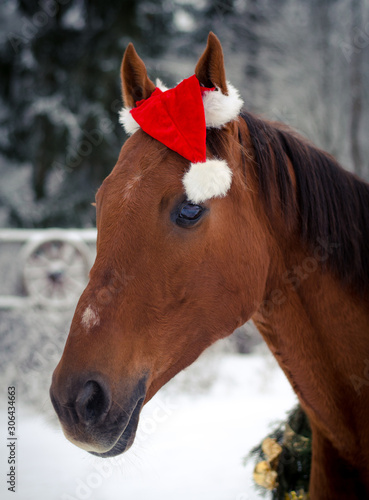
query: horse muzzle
[{"left": 50, "top": 371, "right": 147, "bottom": 457}]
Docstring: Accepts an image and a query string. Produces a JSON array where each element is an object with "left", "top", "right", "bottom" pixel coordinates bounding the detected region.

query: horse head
[{"left": 50, "top": 33, "right": 272, "bottom": 457}]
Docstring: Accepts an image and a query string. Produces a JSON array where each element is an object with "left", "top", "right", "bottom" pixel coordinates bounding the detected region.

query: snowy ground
[{"left": 0, "top": 346, "right": 297, "bottom": 500}]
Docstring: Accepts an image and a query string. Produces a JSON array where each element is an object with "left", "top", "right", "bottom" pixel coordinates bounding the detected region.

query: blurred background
[{"left": 0, "top": 0, "right": 368, "bottom": 498}]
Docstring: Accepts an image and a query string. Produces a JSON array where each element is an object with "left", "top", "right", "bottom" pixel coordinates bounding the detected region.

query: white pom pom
[{"left": 183, "top": 159, "right": 233, "bottom": 203}]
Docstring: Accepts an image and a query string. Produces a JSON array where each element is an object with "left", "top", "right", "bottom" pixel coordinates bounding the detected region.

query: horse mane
[{"left": 207, "top": 111, "right": 369, "bottom": 293}]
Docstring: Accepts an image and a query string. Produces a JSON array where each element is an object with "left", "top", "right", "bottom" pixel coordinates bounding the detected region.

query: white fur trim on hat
[
  {"left": 155, "top": 78, "right": 169, "bottom": 92},
  {"left": 202, "top": 82, "right": 243, "bottom": 129},
  {"left": 183, "top": 159, "right": 232, "bottom": 203},
  {"left": 118, "top": 107, "right": 140, "bottom": 135},
  {"left": 119, "top": 79, "right": 168, "bottom": 135}
]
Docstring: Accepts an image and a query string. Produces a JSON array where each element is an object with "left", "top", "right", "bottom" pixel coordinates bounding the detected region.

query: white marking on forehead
[
  {"left": 122, "top": 173, "right": 143, "bottom": 200},
  {"left": 81, "top": 305, "right": 100, "bottom": 331}
]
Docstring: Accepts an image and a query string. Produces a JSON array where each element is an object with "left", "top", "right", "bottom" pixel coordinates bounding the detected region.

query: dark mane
[{"left": 209, "top": 111, "right": 369, "bottom": 293}]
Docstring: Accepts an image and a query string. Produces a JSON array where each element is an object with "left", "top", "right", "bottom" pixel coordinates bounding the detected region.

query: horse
[{"left": 50, "top": 32, "right": 369, "bottom": 498}]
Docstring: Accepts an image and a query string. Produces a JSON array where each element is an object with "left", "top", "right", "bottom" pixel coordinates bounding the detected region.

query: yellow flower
[
  {"left": 262, "top": 437, "right": 283, "bottom": 463},
  {"left": 253, "top": 461, "right": 278, "bottom": 490}
]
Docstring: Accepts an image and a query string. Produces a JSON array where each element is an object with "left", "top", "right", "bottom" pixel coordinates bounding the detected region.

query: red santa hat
[{"left": 119, "top": 74, "right": 243, "bottom": 203}]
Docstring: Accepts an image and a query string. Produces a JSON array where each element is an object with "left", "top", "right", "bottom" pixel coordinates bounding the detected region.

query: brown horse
[{"left": 50, "top": 33, "right": 369, "bottom": 498}]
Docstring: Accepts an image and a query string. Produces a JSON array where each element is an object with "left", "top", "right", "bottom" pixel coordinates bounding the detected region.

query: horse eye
[{"left": 175, "top": 202, "right": 205, "bottom": 227}]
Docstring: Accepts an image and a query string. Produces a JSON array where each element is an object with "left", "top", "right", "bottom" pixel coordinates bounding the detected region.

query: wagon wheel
[{"left": 22, "top": 235, "right": 91, "bottom": 308}]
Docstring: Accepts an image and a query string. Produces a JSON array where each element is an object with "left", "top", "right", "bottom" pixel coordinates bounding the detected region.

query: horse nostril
[{"left": 75, "top": 380, "right": 110, "bottom": 426}]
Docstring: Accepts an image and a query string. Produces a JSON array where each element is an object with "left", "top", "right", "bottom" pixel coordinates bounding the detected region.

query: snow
[
  {"left": 173, "top": 10, "right": 196, "bottom": 33},
  {"left": 61, "top": 2, "right": 86, "bottom": 31},
  {"left": 0, "top": 347, "right": 297, "bottom": 500}
]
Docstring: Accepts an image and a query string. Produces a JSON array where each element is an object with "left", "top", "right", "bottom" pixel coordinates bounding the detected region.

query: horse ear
[
  {"left": 195, "top": 32, "right": 228, "bottom": 95},
  {"left": 121, "top": 43, "right": 156, "bottom": 108}
]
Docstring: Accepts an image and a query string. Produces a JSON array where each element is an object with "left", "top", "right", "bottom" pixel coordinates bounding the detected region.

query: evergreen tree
[{"left": 0, "top": 0, "right": 174, "bottom": 227}]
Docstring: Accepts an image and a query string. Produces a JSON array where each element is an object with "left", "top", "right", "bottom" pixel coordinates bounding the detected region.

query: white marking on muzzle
[{"left": 81, "top": 305, "right": 100, "bottom": 331}]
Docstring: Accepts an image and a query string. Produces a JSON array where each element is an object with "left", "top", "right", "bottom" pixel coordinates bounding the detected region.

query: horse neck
[{"left": 252, "top": 229, "right": 369, "bottom": 463}]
